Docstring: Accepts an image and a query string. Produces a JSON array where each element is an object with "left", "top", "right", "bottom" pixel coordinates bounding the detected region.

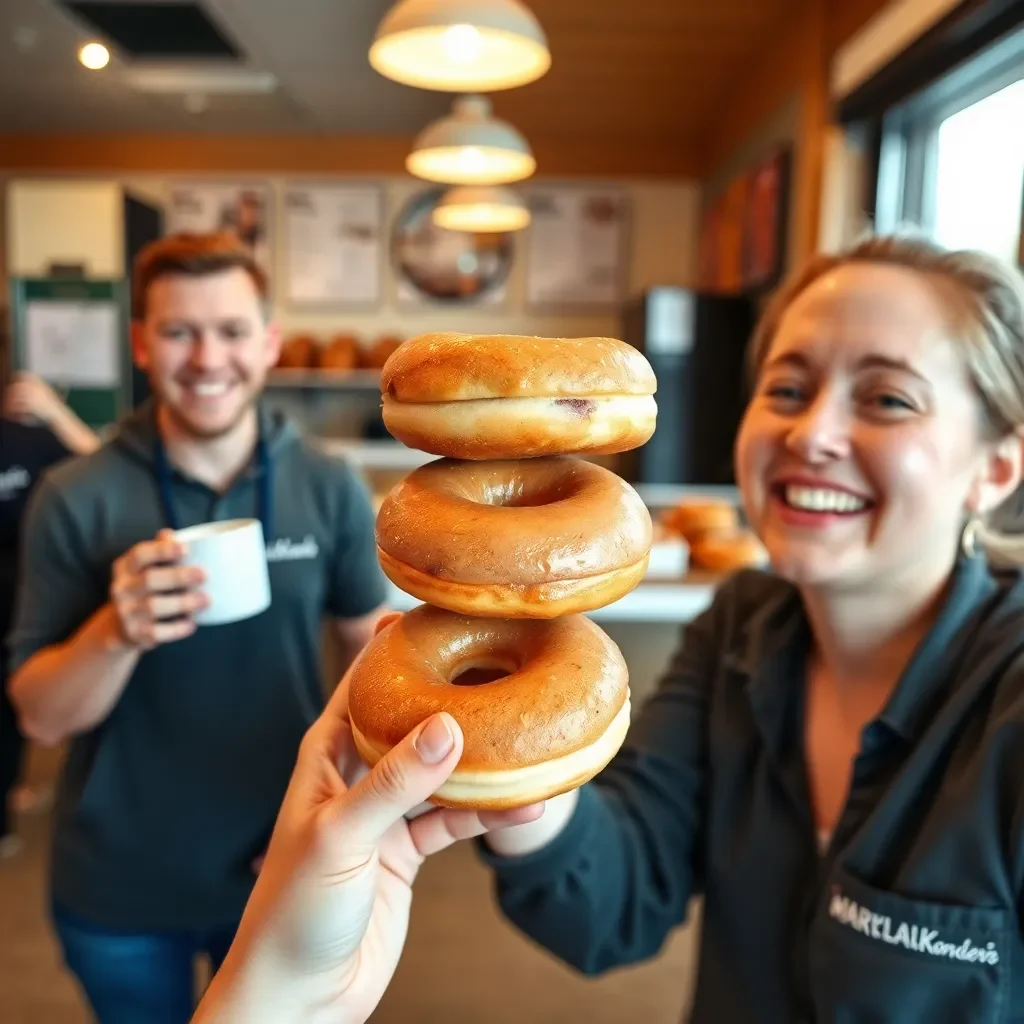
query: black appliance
[{"left": 622, "top": 287, "right": 756, "bottom": 485}]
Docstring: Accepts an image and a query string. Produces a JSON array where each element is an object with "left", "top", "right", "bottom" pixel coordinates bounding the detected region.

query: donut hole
[
  {"left": 450, "top": 656, "right": 517, "bottom": 687},
  {"left": 477, "top": 478, "right": 575, "bottom": 509}
]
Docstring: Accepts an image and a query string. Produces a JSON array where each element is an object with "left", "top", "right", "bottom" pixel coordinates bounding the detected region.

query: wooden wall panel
[{"left": 0, "top": 132, "right": 699, "bottom": 178}]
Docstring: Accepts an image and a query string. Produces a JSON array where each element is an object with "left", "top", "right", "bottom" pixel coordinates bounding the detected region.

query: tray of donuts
[
  {"left": 274, "top": 332, "right": 405, "bottom": 374},
  {"left": 346, "top": 332, "right": 658, "bottom": 812},
  {"left": 660, "top": 499, "right": 767, "bottom": 573}
]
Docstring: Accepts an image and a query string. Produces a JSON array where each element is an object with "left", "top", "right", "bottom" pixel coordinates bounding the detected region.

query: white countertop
[
  {"left": 383, "top": 573, "right": 722, "bottom": 624},
  {"left": 315, "top": 438, "right": 741, "bottom": 505}
]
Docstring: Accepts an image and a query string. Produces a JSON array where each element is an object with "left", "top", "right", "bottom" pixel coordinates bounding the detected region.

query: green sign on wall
[{"left": 9, "top": 277, "right": 132, "bottom": 430}]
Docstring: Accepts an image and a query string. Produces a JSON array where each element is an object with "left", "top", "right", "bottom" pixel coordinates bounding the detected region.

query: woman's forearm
[{"left": 48, "top": 405, "right": 101, "bottom": 455}]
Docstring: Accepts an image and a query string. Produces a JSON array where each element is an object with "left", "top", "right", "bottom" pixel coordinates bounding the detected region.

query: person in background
[
  {"left": 0, "top": 372, "right": 99, "bottom": 858},
  {"left": 7, "top": 231, "right": 388, "bottom": 1023},
  {"left": 190, "top": 612, "right": 543, "bottom": 1024},
  {"left": 477, "top": 237, "right": 1024, "bottom": 1022}
]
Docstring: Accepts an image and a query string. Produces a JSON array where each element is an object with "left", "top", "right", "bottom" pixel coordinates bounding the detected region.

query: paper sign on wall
[
  {"left": 283, "top": 184, "right": 383, "bottom": 306},
  {"left": 23, "top": 301, "right": 120, "bottom": 387},
  {"left": 166, "top": 182, "right": 273, "bottom": 278},
  {"left": 525, "top": 187, "right": 629, "bottom": 307}
]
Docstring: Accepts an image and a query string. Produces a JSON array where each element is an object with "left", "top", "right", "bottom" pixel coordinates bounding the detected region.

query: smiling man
[{"left": 7, "top": 232, "right": 388, "bottom": 1024}]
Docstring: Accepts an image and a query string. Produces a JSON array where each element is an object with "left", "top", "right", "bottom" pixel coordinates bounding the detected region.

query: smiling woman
[
  {"left": 477, "top": 234, "right": 1024, "bottom": 1023},
  {"left": 738, "top": 235, "right": 1024, "bottom": 589}
]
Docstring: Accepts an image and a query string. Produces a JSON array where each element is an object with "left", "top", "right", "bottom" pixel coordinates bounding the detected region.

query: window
[
  {"left": 874, "top": 23, "right": 1024, "bottom": 264},
  {"left": 930, "top": 78, "right": 1024, "bottom": 260}
]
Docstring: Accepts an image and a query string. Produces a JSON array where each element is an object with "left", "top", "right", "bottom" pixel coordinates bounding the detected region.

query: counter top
[
  {"left": 314, "top": 438, "right": 741, "bottom": 506},
  {"left": 383, "top": 570, "right": 724, "bottom": 624}
]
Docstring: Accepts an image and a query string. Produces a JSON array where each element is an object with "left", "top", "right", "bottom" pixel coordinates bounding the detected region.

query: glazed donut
[
  {"left": 663, "top": 500, "right": 739, "bottom": 541},
  {"left": 363, "top": 334, "right": 404, "bottom": 369},
  {"left": 691, "top": 529, "right": 768, "bottom": 573},
  {"left": 376, "top": 456, "right": 652, "bottom": 618},
  {"left": 320, "top": 334, "right": 361, "bottom": 371},
  {"left": 347, "top": 606, "right": 631, "bottom": 810},
  {"left": 380, "top": 332, "right": 657, "bottom": 460},
  {"left": 278, "top": 334, "right": 319, "bottom": 369}
]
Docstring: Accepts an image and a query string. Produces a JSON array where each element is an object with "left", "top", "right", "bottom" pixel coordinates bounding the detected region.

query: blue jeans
[{"left": 51, "top": 905, "right": 238, "bottom": 1024}]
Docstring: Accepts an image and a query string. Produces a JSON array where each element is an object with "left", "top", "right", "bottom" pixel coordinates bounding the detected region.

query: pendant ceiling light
[
  {"left": 407, "top": 95, "right": 535, "bottom": 185},
  {"left": 433, "top": 185, "right": 531, "bottom": 232},
  {"left": 369, "top": 0, "right": 550, "bottom": 92}
]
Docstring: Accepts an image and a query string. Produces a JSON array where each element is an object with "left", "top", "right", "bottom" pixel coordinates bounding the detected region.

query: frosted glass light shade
[
  {"left": 433, "top": 185, "right": 531, "bottom": 232},
  {"left": 406, "top": 95, "right": 535, "bottom": 185},
  {"left": 370, "top": 0, "right": 550, "bottom": 92}
]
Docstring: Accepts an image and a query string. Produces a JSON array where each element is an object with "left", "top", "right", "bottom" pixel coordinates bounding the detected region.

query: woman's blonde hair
[{"left": 747, "top": 234, "right": 1024, "bottom": 437}]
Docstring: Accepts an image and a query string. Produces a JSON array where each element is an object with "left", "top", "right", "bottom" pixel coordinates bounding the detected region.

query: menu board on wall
[
  {"left": 283, "top": 183, "right": 384, "bottom": 307},
  {"left": 525, "top": 186, "right": 629, "bottom": 308},
  {"left": 165, "top": 181, "right": 273, "bottom": 279}
]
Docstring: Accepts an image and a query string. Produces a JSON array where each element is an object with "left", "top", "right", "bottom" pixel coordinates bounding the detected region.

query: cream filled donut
[
  {"left": 347, "top": 606, "right": 631, "bottom": 810},
  {"left": 375, "top": 456, "right": 653, "bottom": 618},
  {"left": 380, "top": 332, "right": 658, "bottom": 460}
]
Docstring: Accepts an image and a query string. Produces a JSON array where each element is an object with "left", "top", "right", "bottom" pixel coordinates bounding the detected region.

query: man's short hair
[{"left": 133, "top": 232, "right": 269, "bottom": 319}]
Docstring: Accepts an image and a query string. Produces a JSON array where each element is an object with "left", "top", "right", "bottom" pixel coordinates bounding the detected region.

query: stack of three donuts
[{"left": 347, "top": 332, "right": 658, "bottom": 810}]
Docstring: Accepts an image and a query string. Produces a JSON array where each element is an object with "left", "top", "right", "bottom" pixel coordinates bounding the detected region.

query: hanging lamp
[
  {"left": 369, "top": 0, "right": 550, "bottom": 92},
  {"left": 433, "top": 185, "right": 531, "bottom": 232},
  {"left": 406, "top": 95, "right": 535, "bottom": 185}
]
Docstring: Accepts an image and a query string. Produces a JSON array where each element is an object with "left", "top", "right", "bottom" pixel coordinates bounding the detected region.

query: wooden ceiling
[
  {"left": 0, "top": 0, "right": 895, "bottom": 177},
  {"left": 0, "top": 1, "right": 796, "bottom": 162},
  {"left": 486, "top": 0, "right": 800, "bottom": 144}
]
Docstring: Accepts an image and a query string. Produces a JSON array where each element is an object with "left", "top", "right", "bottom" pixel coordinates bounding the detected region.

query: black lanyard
[{"left": 152, "top": 430, "right": 274, "bottom": 539}]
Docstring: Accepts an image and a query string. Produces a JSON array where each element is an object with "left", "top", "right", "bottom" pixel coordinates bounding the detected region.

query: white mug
[{"left": 174, "top": 518, "right": 272, "bottom": 626}]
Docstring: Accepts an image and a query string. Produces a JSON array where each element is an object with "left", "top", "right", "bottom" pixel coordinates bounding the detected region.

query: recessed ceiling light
[{"left": 79, "top": 41, "right": 110, "bottom": 70}]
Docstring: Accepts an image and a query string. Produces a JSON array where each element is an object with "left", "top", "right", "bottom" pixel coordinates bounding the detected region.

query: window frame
[{"left": 873, "top": 24, "right": 1024, "bottom": 241}]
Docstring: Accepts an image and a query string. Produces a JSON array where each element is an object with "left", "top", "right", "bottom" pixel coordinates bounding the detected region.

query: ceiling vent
[{"left": 60, "top": 1, "right": 242, "bottom": 60}]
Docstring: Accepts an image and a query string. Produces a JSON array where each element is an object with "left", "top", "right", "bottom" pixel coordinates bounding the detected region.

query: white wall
[
  {"left": 7, "top": 179, "right": 124, "bottom": 277},
  {"left": 6, "top": 173, "right": 701, "bottom": 344}
]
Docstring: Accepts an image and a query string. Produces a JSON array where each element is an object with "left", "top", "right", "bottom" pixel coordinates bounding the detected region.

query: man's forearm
[{"left": 9, "top": 603, "right": 141, "bottom": 745}]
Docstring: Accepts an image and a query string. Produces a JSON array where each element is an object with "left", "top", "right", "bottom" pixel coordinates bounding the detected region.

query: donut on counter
[
  {"left": 376, "top": 456, "right": 653, "bottom": 618},
  {"left": 690, "top": 529, "right": 768, "bottom": 573},
  {"left": 347, "top": 606, "right": 631, "bottom": 810},
  {"left": 380, "top": 332, "right": 657, "bottom": 459},
  {"left": 662, "top": 500, "right": 738, "bottom": 541},
  {"left": 277, "top": 334, "right": 319, "bottom": 369},
  {"left": 320, "top": 333, "right": 361, "bottom": 371},
  {"left": 362, "top": 334, "right": 404, "bottom": 370}
]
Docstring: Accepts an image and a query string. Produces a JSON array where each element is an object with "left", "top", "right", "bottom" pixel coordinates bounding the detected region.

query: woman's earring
[{"left": 961, "top": 515, "right": 982, "bottom": 559}]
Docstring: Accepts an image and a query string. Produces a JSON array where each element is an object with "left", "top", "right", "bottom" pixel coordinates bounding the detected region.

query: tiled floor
[{"left": 0, "top": 746, "right": 699, "bottom": 1023}]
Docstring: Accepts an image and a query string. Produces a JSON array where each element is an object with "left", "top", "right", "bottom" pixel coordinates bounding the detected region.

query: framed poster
[
  {"left": 697, "top": 178, "right": 746, "bottom": 294},
  {"left": 741, "top": 147, "right": 792, "bottom": 290},
  {"left": 391, "top": 188, "right": 511, "bottom": 307},
  {"left": 283, "top": 183, "right": 384, "bottom": 308},
  {"left": 525, "top": 186, "right": 629, "bottom": 309},
  {"left": 165, "top": 181, "right": 273, "bottom": 278},
  {"left": 9, "top": 277, "right": 131, "bottom": 428},
  {"left": 698, "top": 198, "right": 722, "bottom": 292}
]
